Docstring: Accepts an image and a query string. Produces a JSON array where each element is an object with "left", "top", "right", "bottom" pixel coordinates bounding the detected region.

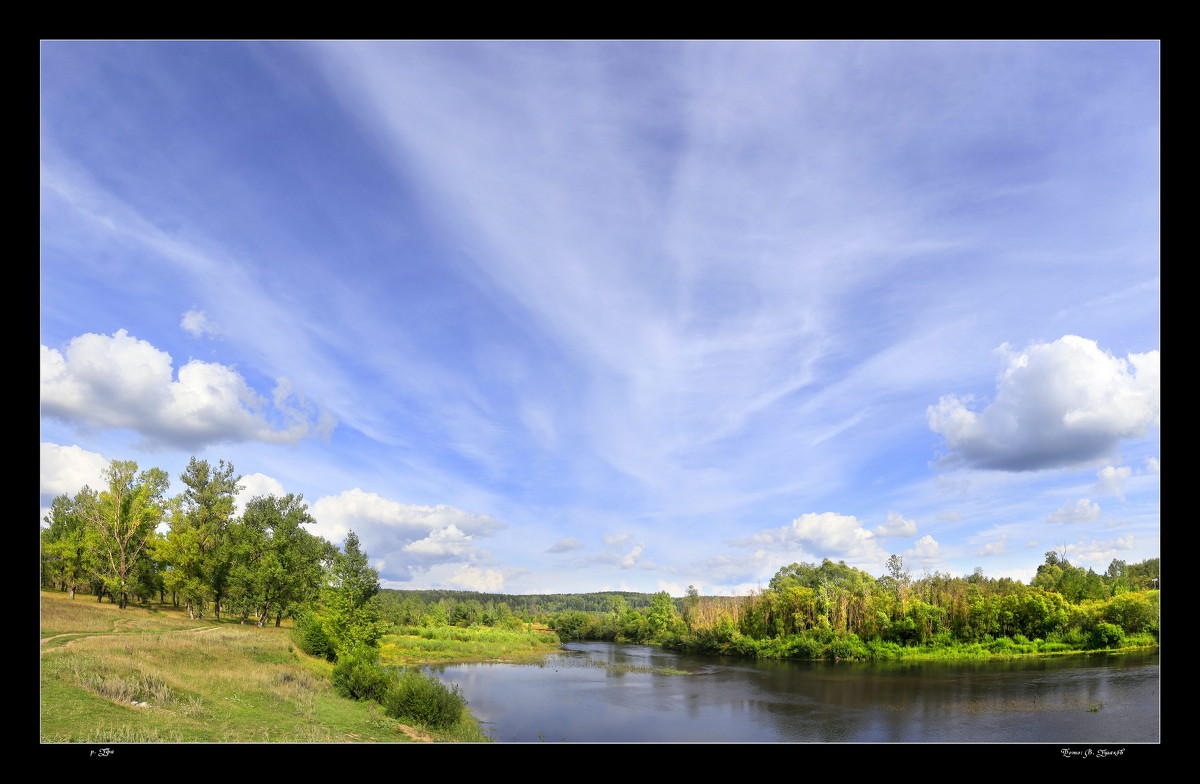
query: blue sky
[{"left": 40, "top": 41, "right": 1159, "bottom": 595}]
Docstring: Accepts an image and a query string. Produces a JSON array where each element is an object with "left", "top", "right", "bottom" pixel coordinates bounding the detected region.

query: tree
[
  {"left": 41, "top": 492, "right": 95, "bottom": 599},
  {"left": 79, "top": 460, "right": 169, "bottom": 609},
  {"left": 321, "top": 530, "right": 385, "bottom": 656},
  {"left": 231, "top": 494, "right": 333, "bottom": 626},
  {"left": 160, "top": 458, "right": 241, "bottom": 619}
]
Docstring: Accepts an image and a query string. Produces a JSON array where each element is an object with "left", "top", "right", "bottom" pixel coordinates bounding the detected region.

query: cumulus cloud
[
  {"left": 907, "top": 535, "right": 943, "bottom": 565},
  {"left": 733, "top": 512, "right": 888, "bottom": 564},
  {"left": 233, "top": 472, "right": 288, "bottom": 515},
  {"left": 975, "top": 534, "right": 1009, "bottom": 556},
  {"left": 41, "top": 442, "right": 107, "bottom": 498},
  {"left": 40, "top": 442, "right": 108, "bottom": 524},
  {"left": 874, "top": 511, "right": 917, "bottom": 538},
  {"left": 1069, "top": 535, "right": 1136, "bottom": 567},
  {"left": 1093, "top": 465, "right": 1132, "bottom": 501},
  {"left": 180, "top": 309, "right": 220, "bottom": 338},
  {"left": 1046, "top": 498, "right": 1102, "bottom": 524},
  {"left": 1144, "top": 457, "right": 1159, "bottom": 474},
  {"left": 445, "top": 565, "right": 506, "bottom": 592},
  {"left": 587, "top": 533, "right": 653, "bottom": 570},
  {"left": 308, "top": 489, "right": 505, "bottom": 582},
  {"left": 928, "top": 336, "right": 1159, "bottom": 471},
  {"left": 41, "top": 330, "right": 334, "bottom": 450},
  {"left": 547, "top": 537, "right": 585, "bottom": 553},
  {"left": 404, "top": 524, "right": 475, "bottom": 557}
]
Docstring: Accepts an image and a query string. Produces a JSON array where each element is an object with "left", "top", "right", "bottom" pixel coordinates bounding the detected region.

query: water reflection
[{"left": 434, "top": 642, "right": 1158, "bottom": 743}]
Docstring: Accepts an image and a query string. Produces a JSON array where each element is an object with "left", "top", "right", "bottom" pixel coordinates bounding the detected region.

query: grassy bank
[
  {"left": 379, "top": 623, "right": 562, "bottom": 668},
  {"left": 39, "top": 591, "right": 488, "bottom": 743}
]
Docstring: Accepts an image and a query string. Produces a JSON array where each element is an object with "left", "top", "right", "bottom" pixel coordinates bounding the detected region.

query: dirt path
[
  {"left": 396, "top": 724, "right": 434, "bottom": 743},
  {"left": 40, "top": 625, "right": 220, "bottom": 655}
]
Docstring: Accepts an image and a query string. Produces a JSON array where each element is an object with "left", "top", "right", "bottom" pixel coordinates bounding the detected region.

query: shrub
[
  {"left": 823, "top": 634, "right": 868, "bottom": 660},
  {"left": 331, "top": 646, "right": 393, "bottom": 702},
  {"left": 865, "top": 640, "right": 904, "bottom": 660},
  {"left": 987, "top": 637, "right": 1013, "bottom": 653},
  {"left": 788, "top": 635, "right": 825, "bottom": 660},
  {"left": 292, "top": 610, "right": 336, "bottom": 662},
  {"left": 1089, "top": 622, "right": 1125, "bottom": 650},
  {"left": 382, "top": 669, "right": 466, "bottom": 730}
]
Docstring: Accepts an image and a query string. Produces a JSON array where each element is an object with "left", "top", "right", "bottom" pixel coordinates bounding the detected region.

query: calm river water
[{"left": 435, "top": 641, "right": 1159, "bottom": 743}]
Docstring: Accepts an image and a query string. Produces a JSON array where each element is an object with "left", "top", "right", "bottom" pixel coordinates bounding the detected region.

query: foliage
[
  {"left": 381, "top": 669, "right": 466, "bottom": 730},
  {"left": 77, "top": 460, "right": 170, "bottom": 609},
  {"left": 320, "top": 531, "right": 387, "bottom": 657},
  {"left": 1089, "top": 622, "right": 1126, "bottom": 650},
  {"left": 293, "top": 608, "right": 337, "bottom": 662},
  {"left": 332, "top": 646, "right": 393, "bottom": 702}
]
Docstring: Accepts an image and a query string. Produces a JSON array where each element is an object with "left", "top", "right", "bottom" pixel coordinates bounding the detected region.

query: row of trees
[
  {"left": 667, "top": 554, "right": 1159, "bottom": 658},
  {"left": 504, "top": 553, "right": 1159, "bottom": 658},
  {"left": 41, "top": 457, "right": 339, "bottom": 627}
]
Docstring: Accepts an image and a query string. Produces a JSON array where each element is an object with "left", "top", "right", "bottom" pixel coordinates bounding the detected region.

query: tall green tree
[
  {"left": 160, "top": 458, "right": 241, "bottom": 619},
  {"left": 79, "top": 460, "right": 169, "bottom": 609},
  {"left": 232, "top": 494, "right": 334, "bottom": 626},
  {"left": 41, "top": 492, "right": 95, "bottom": 599},
  {"left": 321, "top": 530, "right": 386, "bottom": 655}
]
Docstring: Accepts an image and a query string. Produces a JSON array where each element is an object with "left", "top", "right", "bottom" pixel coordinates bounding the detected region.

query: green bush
[
  {"left": 865, "top": 640, "right": 904, "bottom": 660},
  {"left": 292, "top": 610, "right": 336, "bottom": 662},
  {"left": 331, "top": 646, "right": 393, "bottom": 702},
  {"left": 986, "top": 637, "right": 1013, "bottom": 653},
  {"left": 382, "top": 670, "right": 466, "bottom": 730},
  {"left": 822, "top": 634, "right": 868, "bottom": 660},
  {"left": 1089, "top": 622, "right": 1125, "bottom": 650}
]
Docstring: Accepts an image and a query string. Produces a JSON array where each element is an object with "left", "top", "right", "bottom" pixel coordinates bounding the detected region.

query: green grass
[
  {"left": 39, "top": 590, "right": 485, "bottom": 743},
  {"left": 379, "top": 623, "right": 561, "bottom": 667}
]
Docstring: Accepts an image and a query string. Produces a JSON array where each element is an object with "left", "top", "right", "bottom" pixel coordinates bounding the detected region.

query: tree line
[
  {"left": 662, "top": 555, "right": 1158, "bottom": 659},
  {"left": 41, "top": 457, "right": 342, "bottom": 627}
]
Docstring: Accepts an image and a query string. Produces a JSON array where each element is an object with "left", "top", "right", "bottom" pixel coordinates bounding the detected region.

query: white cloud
[
  {"left": 233, "top": 472, "right": 287, "bottom": 515},
  {"left": 1046, "top": 498, "right": 1102, "bottom": 524},
  {"left": 589, "top": 534, "right": 653, "bottom": 570},
  {"left": 180, "top": 309, "right": 219, "bottom": 338},
  {"left": 928, "top": 336, "right": 1159, "bottom": 471},
  {"left": 1144, "top": 457, "right": 1159, "bottom": 474},
  {"left": 40, "top": 442, "right": 108, "bottom": 524},
  {"left": 41, "top": 330, "right": 333, "bottom": 450},
  {"left": 445, "top": 565, "right": 506, "bottom": 592},
  {"left": 1094, "top": 465, "right": 1132, "bottom": 501},
  {"left": 547, "top": 537, "right": 585, "bottom": 553},
  {"left": 40, "top": 442, "right": 107, "bottom": 499},
  {"left": 734, "top": 512, "right": 888, "bottom": 564},
  {"left": 403, "top": 524, "right": 474, "bottom": 557},
  {"left": 308, "top": 489, "right": 505, "bottom": 582},
  {"left": 975, "top": 534, "right": 1009, "bottom": 556},
  {"left": 907, "top": 535, "right": 943, "bottom": 566},
  {"left": 937, "top": 512, "right": 963, "bottom": 522},
  {"left": 874, "top": 511, "right": 917, "bottom": 538},
  {"left": 1069, "top": 535, "right": 1136, "bottom": 568}
]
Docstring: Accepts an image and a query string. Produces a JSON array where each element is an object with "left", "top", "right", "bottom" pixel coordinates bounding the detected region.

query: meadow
[{"left": 39, "top": 591, "right": 492, "bottom": 743}]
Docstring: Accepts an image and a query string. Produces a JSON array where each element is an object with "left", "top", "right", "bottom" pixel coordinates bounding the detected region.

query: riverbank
[
  {"left": 39, "top": 591, "right": 488, "bottom": 742},
  {"left": 379, "top": 623, "right": 563, "bottom": 667}
]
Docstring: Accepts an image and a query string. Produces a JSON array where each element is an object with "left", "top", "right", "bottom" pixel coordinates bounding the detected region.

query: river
[{"left": 434, "top": 641, "right": 1159, "bottom": 743}]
